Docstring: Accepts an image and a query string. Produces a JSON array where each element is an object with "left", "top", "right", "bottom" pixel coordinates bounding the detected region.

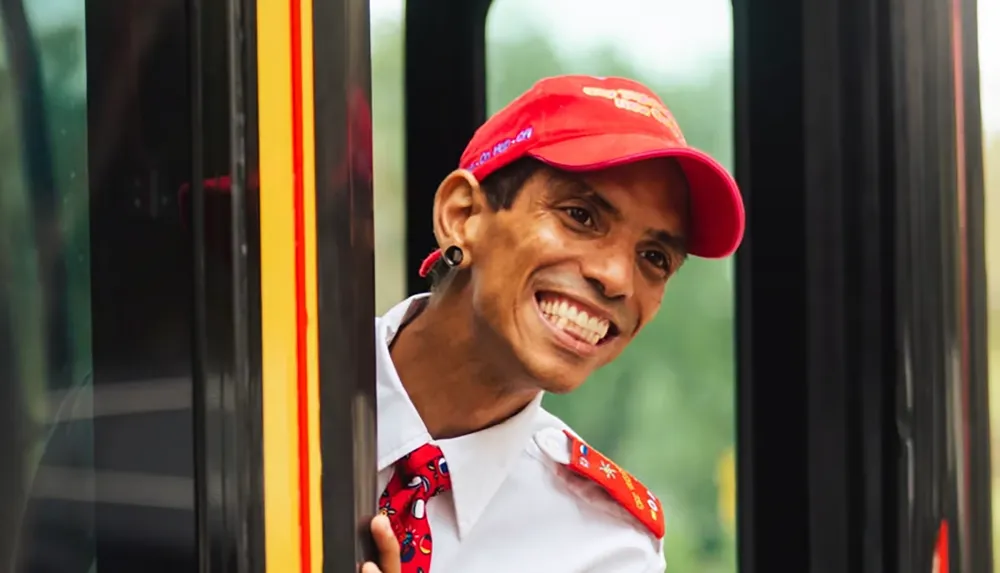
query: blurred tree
[
  {"left": 984, "top": 132, "right": 1000, "bottom": 569},
  {"left": 371, "top": 22, "right": 407, "bottom": 313}
]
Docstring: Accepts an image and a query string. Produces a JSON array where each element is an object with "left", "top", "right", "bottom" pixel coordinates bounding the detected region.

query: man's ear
[{"left": 432, "top": 169, "right": 487, "bottom": 258}]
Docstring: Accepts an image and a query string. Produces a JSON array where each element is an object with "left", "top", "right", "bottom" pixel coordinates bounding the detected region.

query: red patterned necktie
[{"left": 378, "top": 443, "right": 452, "bottom": 573}]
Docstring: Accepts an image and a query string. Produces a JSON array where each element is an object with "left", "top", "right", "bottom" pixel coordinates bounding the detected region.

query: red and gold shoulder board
[{"left": 562, "top": 429, "right": 665, "bottom": 539}]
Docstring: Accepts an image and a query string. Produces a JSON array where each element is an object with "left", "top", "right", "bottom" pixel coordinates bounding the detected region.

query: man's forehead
[{"left": 540, "top": 160, "right": 689, "bottom": 205}]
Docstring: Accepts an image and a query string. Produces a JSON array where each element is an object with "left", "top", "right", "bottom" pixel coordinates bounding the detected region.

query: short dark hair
[{"left": 427, "top": 156, "right": 546, "bottom": 287}]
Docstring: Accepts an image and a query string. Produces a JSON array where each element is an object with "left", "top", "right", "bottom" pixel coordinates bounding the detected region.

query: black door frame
[
  {"left": 735, "top": 0, "right": 991, "bottom": 570},
  {"left": 956, "top": 0, "right": 991, "bottom": 569},
  {"left": 311, "top": 0, "right": 380, "bottom": 569},
  {"left": 191, "top": 0, "right": 265, "bottom": 569}
]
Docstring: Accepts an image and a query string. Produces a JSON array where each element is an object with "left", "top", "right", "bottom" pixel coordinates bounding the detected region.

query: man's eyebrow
[
  {"left": 650, "top": 229, "right": 689, "bottom": 259},
  {"left": 549, "top": 174, "right": 621, "bottom": 218},
  {"left": 584, "top": 188, "right": 620, "bottom": 218}
]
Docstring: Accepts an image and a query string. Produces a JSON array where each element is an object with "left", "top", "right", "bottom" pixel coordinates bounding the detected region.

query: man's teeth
[{"left": 539, "top": 298, "right": 610, "bottom": 345}]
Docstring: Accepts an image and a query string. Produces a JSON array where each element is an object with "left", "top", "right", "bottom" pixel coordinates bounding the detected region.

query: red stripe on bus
[{"left": 290, "top": 0, "right": 312, "bottom": 570}]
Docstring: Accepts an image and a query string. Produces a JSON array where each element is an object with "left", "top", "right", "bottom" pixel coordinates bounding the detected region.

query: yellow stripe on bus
[{"left": 257, "top": 0, "right": 302, "bottom": 571}]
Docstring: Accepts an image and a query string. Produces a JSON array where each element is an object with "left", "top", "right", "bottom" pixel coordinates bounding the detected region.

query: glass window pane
[
  {"left": 1, "top": 1, "right": 201, "bottom": 570},
  {"left": 1, "top": 1, "right": 96, "bottom": 568},
  {"left": 485, "top": 2, "right": 736, "bottom": 570}
]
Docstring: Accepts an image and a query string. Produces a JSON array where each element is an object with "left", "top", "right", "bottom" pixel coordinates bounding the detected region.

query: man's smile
[{"left": 533, "top": 291, "right": 620, "bottom": 353}]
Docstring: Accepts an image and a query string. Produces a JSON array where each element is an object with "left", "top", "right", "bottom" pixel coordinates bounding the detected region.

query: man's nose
[{"left": 582, "top": 250, "right": 634, "bottom": 301}]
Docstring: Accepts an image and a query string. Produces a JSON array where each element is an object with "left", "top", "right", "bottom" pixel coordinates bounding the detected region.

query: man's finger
[{"left": 371, "top": 514, "right": 401, "bottom": 573}]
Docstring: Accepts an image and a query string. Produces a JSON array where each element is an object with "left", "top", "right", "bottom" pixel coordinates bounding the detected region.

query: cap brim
[{"left": 527, "top": 133, "right": 745, "bottom": 259}]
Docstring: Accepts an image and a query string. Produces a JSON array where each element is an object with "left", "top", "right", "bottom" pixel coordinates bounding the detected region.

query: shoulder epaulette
[{"left": 561, "top": 429, "right": 665, "bottom": 539}]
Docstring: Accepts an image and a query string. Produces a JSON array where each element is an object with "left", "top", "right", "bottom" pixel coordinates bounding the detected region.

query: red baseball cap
[{"left": 418, "top": 74, "right": 745, "bottom": 278}]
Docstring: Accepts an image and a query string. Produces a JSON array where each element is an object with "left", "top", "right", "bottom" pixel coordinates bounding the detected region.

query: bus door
[{"left": 1, "top": 0, "right": 379, "bottom": 570}]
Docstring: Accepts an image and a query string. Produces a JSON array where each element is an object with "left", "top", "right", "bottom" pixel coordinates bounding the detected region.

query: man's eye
[
  {"left": 564, "top": 206, "right": 595, "bottom": 227},
  {"left": 642, "top": 250, "right": 671, "bottom": 271}
]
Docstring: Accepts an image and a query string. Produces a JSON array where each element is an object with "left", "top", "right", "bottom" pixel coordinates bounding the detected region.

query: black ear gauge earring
[{"left": 443, "top": 245, "right": 464, "bottom": 268}]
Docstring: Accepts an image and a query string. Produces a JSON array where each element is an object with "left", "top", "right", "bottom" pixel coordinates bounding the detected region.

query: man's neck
[{"left": 389, "top": 295, "right": 540, "bottom": 440}]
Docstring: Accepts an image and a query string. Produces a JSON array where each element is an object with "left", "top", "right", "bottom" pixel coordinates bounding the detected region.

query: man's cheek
[{"left": 519, "top": 223, "right": 568, "bottom": 255}]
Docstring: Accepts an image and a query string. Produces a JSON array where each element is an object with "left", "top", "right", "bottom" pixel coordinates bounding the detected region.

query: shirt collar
[
  {"left": 375, "top": 293, "right": 544, "bottom": 538},
  {"left": 375, "top": 293, "right": 434, "bottom": 470}
]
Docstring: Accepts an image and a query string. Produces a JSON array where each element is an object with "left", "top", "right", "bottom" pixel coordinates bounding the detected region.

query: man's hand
[{"left": 360, "top": 515, "right": 400, "bottom": 573}]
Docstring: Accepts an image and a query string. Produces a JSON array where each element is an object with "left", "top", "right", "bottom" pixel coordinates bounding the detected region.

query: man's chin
[
  {"left": 506, "top": 331, "right": 595, "bottom": 392},
  {"left": 523, "top": 358, "right": 590, "bottom": 394}
]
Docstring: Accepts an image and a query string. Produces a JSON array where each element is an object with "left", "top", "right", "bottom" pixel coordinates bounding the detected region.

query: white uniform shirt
[{"left": 376, "top": 294, "right": 667, "bottom": 573}]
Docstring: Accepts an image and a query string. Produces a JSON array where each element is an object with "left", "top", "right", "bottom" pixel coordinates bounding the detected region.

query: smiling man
[{"left": 363, "top": 75, "right": 745, "bottom": 573}]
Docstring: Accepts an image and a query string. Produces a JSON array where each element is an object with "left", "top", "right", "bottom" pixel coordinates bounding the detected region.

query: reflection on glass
[
  {"left": 1, "top": 0, "right": 94, "bottom": 570},
  {"left": 484, "top": 1, "right": 736, "bottom": 570},
  {"left": 4, "top": 0, "right": 204, "bottom": 569},
  {"left": 982, "top": 0, "right": 1000, "bottom": 564}
]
